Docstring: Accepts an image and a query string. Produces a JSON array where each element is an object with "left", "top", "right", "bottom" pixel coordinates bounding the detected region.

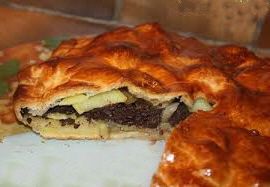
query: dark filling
[
  {"left": 168, "top": 102, "right": 190, "bottom": 126},
  {"left": 43, "top": 106, "right": 78, "bottom": 116},
  {"left": 60, "top": 118, "right": 80, "bottom": 129},
  {"left": 20, "top": 97, "right": 191, "bottom": 129},
  {"left": 20, "top": 108, "right": 29, "bottom": 117},
  {"left": 83, "top": 99, "right": 163, "bottom": 128},
  {"left": 60, "top": 118, "right": 75, "bottom": 126},
  {"left": 27, "top": 117, "right": 32, "bottom": 124}
]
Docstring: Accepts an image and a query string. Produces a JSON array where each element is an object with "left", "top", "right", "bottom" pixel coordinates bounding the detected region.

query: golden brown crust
[
  {"left": 152, "top": 113, "right": 270, "bottom": 187},
  {"left": 13, "top": 25, "right": 219, "bottom": 113}
]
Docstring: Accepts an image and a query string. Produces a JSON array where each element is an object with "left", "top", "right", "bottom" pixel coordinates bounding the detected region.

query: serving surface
[{"left": 0, "top": 133, "right": 164, "bottom": 187}]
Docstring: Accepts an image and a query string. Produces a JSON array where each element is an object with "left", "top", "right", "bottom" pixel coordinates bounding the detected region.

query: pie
[{"left": 13, "top": 23, "right": 270, "bottom": 186}]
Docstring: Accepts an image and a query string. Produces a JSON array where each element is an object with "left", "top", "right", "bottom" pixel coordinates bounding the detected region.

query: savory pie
[
  {"left": 13, "top": 23, "right": 270, "bottom": 186},
  {"left": 14, "top": 24, "right": 211, "bottom": 140}
]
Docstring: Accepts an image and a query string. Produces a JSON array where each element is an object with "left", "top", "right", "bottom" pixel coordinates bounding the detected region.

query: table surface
[{"left": 0, "top": 133, "right": 164, "bottom": 187}]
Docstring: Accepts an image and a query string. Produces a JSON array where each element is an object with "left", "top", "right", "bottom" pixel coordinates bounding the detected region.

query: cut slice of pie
[{"left": 13, "top": 23, "right": 220, "bottom": 140}]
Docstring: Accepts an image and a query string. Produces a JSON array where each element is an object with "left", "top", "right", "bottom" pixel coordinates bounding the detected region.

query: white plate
[{"left": 0, "top": 133, "right": 164, "bottom": 187}]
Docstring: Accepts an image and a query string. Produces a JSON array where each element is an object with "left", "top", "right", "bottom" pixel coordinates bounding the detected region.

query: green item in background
[
  {"left": 0, "top": 59, "right": 20, "bottom": 80},
  {"left": 42, "top": 36, "right": 68, "bottom": 50},
  {"left": 0, "top": 59, "right": 20, "bottom": 96},
  {"left": 0, "top": 81, "right": 9, "bottom": 96}
]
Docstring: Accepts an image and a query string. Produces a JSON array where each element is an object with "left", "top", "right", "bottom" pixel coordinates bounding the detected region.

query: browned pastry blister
[{"left": 13, "top": 23, "right": 270, "bottom": 186}]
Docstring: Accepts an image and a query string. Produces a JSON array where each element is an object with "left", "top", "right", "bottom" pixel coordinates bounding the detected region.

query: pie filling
[{"left": 20, "top": 88, "right": 213, "bottom": 133}]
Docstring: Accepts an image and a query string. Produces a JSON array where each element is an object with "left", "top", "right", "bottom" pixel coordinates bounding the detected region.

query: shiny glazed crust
[
  {"left": 152, "top": 113, "right": 270, "bottom": 186},
  {"left": 14, "top": 23, "right": 235, "bottom": 118},
  {"left": 13, "top": 23, "right": 270, "bottom": 186}
]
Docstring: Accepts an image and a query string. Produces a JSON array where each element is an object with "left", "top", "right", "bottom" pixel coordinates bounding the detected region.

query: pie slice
[
  {"left": 14, "top": 25, "right": 204, "bottom": 139},
  {"left": 13, "top": 23, "right": 216, "bottom": 140}
]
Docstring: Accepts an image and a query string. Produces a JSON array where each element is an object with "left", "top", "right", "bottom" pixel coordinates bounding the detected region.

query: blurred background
[{"left": 0, "top": 0, "right": 269, "bottom": 52}]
